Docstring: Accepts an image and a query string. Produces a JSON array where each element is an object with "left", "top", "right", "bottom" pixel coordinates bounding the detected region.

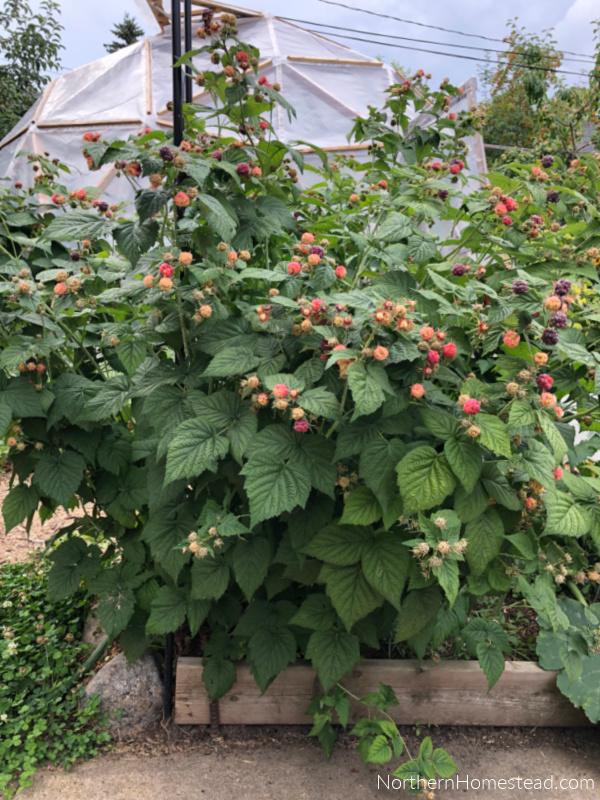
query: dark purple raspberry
[
  {"left": 512, "top": 279, "right": 529, "bottom": 294},
  {"left": 97, "top": 201, "right": 109, "bottom": 212},
  {"left": 452, "top": 263, "right": 468, "bottom": 276},
  {"left": 320, "top": 337, "right": 334, "bottom": 353},
  {"left": 546, "top": 190, "right": 560, "bottom": 204},
  {"left": 309, "top": 245, "right": 325, "bottom": 257},
  {"left": 69, "top": 251, "right": 80, "bottom": 262},
  {"left": 541, "top": 155, "right": 554, "bottom": 168},
  {"left": 159, "top": 146, "right": 174, "bottom": 162},
  {"left": 541, "top": 328, "right": 559, "bottom": 345},
  {"left": 211, "top": 150, "right": 223, "bottom": 161},
  {"left": 166, "top": 101, "right": 173, "bottom": 111},
  {"left": 236, "top": 162, "right": 250, "bottom": 176},
  {"left": 549, "top": 311, "right": 568, "bottom": 329},
  {"left": 293, "top": 211, "right": 302, "bottom": 219},
  {"left": 530, "top": 214, "right": 542, "bottom": 225},
  {"left": 437, "top": 189, "right": 449, "bottom": 200},
  {"left": 554, "top": 279, "right": 571, "bottom": 296}
]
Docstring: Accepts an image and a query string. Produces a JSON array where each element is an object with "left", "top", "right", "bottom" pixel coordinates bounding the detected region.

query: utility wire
[
  {"left": 304, "top": 28, "right": 591, "bottom": 78},
  {"left": 314, "top": 0, "right": 597, "bottom": 60},
  {"left": 281, "top": 17, "right": 596, "bottom": 66}
]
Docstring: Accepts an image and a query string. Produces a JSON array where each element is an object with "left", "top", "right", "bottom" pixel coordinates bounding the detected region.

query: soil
[{"left": 0, "top": 468, "right": 84, "bottom": 565}]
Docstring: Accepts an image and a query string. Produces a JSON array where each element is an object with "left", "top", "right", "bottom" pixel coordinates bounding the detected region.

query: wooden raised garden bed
[{"left": 174, "top": 658, "right": 590, "bottom": 727}]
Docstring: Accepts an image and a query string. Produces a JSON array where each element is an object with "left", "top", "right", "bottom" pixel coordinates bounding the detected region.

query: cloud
[{"left": 554, "top": 0, "right": 597, "bottom": 59}]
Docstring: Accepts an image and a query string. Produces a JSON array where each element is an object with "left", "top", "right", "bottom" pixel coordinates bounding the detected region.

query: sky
[{"left": 52, "top": 0, "right": 597, "bottom": 93}]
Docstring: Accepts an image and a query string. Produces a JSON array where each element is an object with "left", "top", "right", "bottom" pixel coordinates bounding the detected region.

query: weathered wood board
[{"left": 174, "top": 658, "right": 590, "bottom": 727}]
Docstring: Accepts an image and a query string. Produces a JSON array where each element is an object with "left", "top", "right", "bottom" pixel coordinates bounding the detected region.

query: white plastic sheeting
[{"left": 0, "top": 9, "right": 485, "bottom": 201}]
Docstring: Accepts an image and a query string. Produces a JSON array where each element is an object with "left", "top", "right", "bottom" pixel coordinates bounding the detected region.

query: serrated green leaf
[
  {"left": 396, "top": 446, "right": 456, "bottom": 515},
  {"left": 34, "top": 450, "right": 86, "bottom": 508},
  {"left": 289, "top": 594, "right": 338, "bottom": 630},
  {"left": 43, "top": 209, "right": 113, "bottom": 240},
  {"left": 476, "top": 642, "right": 505, "bottom": 691},
  {"left": 444, "top": 435, "right": 482, "bottom": 494},
  {"left": 116, "top": 340, "right": 147, "bottom": 376},
  {"left": 113, "top": 219, "right": 159, "bottom": 266},
  {"left": 2, "top": 483, "right": 39, "bottom": 533},
  {"left": 347, "top": 361, "right": 390, "bottom": 420},
  {"left": 146, "top": 586, "right": 187, "bottom": 634},
  {"left": 166, "top": 418, "right": 229, "bottom": 482},
  {"left": 190, "top": 392, "right": 257, "bottom": 461},
  {"left": 361, "top": 531, "right": 410, "bottom": 609},
  {"left": 232, "top": 536, "right": 270, "bottom": 599},
  {"left": 306, "top": 629, "right": 360, "bottom": 691},
  {"left": 340, "top": 487, "right": 382, "bottom": 526},
  {"left": 47, "top": 537, "right": 101, "bottom": 601},
  {"left": 465, "top": 507, "right": 504, "bottom": 575},
  {"left": 304, "top": 525, "right": 368, "bottom": 566},
  {"left": 241, "top": 454, "right": 311, "bottom": 526},
  {"left": 395, "top": 587, "right": 441, "bottom": 642},
  {"left": 203, "top": 347, "right": 260, "bottom": 378},
  {"left": 474, "top": 414, "right": 512, "bottom": 459},
  {"left": 320, "top": 563, "right": 383, "bottom": 631},
  {"left": 135, "top": 187, "right": 170, "bottom": 223},
  {"left": 202, "top": 657, "right": 237, "bottom": 701},
  {"left": 359, "top": 438, "right": 407, "bottom": 509},
  {"left": 421, "top": 408, "right": 460, "bottom": 440},
  {"left": 545, "top": 490, "right": 591, "bottom": 537},
  {"left": 191, "top": 556, "right": 230, "bottom": 600},
  {"left": 298, "top": 387, "right": 340, "bottom": 420},
  {"left": 249, "top": 626, "right": 296, "bottom": 691},
  {"left": 432, "top": 748, "right": 457, "bottom": 778}
]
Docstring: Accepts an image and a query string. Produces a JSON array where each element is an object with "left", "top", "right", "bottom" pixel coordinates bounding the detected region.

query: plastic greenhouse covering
[{"left": 0, "top": 6, "right": 485, "bottom": 200}]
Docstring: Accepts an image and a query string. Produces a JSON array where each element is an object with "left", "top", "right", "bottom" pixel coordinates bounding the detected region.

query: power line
[
  {"left": 314, "top": 0, "right": 597, "bottom": 60},
  {"left": 303, "top": 28, "right": 592, "bottom": 77},
  {"left": 281, "top": 17, "right": 595, "bottom": 66}
]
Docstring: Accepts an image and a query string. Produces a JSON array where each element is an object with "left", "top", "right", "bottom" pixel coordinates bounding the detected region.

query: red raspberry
[
  {"left": 420, "top": 326, "right": 435, "bottom": 341},
  {"left": 536, "top": 374, "right": 554, "bottom": 391},
  {"left": 450, "top": 164, "right": 460, "bottom": 175},
  {"left": 54, "top": 282, "right": 68, "bottom": 296},
  {"left": 272, "top": 384, "right": 289, "bottom": 399},
  {"left": 288, "top": 262, "right": 301, "bottom": 276},
  {"left": 373, "top": 346, "right": 389, "bottom": 361},
  {"left": 462, "top": 398, "right": 481, "bottom": 414},
  {"left": 259, "top": 120, "right": 268, "bottom": 130},
  {"left": 494, "top": 203, "right": 507, "bottom": 216},
  {"left": 174, "top": 192, "right": 190, "bottom": 207},
  {"left": 426, "top": 350, "right": 440, "bottom": 365},
  {"left": 294, "top": 420, "right": 310, "bottom": 433},
  {"left": 553, "top": 467, "right": 563, "bottom": 480},
  {"left": 335, "top": 265, "right": 347, "bottom": 279},
  {"left": 410, "top": 384, "right": 425, "bottom": 398},
  {"left": 442, "top": 342, "right": 457, "bottom": 359}
]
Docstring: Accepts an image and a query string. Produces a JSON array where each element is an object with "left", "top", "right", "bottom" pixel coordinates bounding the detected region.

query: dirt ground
[
  {"left": 20, "top": 723, "right": 600, "bottom": 800},
  {"left": 0, "top": 469, "right": 83, "bottom": 564}
]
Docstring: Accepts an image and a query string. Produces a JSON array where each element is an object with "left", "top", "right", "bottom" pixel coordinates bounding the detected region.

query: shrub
[
  {"left": 0, "top": 557, "right": 110, "bottom": 797},
  {"left": 1, "top": 19, "right": 600, "bottom": 774}
]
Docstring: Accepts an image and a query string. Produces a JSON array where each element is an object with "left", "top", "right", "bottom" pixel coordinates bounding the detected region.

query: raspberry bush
[{"left": 2, "top": 18, "right": 600, "bottom": 766}]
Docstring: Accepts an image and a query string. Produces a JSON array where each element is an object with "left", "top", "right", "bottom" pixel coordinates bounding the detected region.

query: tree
[
  {"left": 104, "top": 13, "right": 144, "bottom": 54},
  {"left": 0, "top": 0, "right": 63, "bottom": 141},
  {"left": 480, "top": 19, "right": 600, "bottom": 162}
]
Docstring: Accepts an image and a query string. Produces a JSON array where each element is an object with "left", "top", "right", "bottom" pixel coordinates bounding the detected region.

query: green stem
[
  {"left": 567, "top": 579, "right": 588, "bottom": 607},
  {"left": 175, "top": 287, "right": 190, "bottom": 361},
  {"left": 325, "top": 381, "right": 349, "bottom": 438}
]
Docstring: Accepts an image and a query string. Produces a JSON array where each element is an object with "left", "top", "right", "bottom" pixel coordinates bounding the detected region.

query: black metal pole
[
  {"left": 171, "top": 0, "right": 183, "bottom": 146},
  {"left": 164, "top": 631, "right": 175, "bottom": 719},
  {"left": 165, "top": 0, "right": 183, "bottom": 721},
  {"left": 184, "top": 0, "right": 193, "bottom": 104}
]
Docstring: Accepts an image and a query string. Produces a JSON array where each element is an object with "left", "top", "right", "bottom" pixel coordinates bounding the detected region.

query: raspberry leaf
[
  {"left": 165, "top": 418, "right": 230, "bottom": 482},
  {"left": 305, "top": 629, "right": 360, "bottom": 691},
  {"left": 396, "top": 446, "right": 456, "bottom": 515}
]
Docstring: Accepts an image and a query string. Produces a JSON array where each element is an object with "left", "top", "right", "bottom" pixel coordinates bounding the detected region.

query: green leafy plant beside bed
[{"left": 0, "top": 558, "right": 109, "bottom": 798}]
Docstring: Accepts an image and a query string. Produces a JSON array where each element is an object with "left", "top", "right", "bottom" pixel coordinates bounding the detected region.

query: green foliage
[
  {"left": 0, "top": 558, "right": 109, "bottom": 798},
  {"left": 1, "top": 21, "right": 600, "bottom": 768},
  {"left": 0, "top": 0, "right": 63, "bottom": 140},
  {"left": 104, "top": 13, "right": 144, "bottom": 54}
]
